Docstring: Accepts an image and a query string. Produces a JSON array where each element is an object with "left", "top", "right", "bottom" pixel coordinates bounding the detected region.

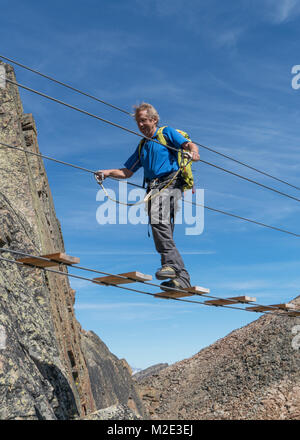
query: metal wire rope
[
  {"left": 0, "top": 246, "right": 253, "bottom": 305},
  {"left": 3, "top": 76, "right": 300, "bottom": 206},
  {"left": 0, "top": 248, "right": 299, "bottom": 319},
  {"left": 0, "top": 55, "right": 131, "bottom": 116},
  {"left": 2, "top": 54, "right": 300, "bottom": 192},
  {"left": 0, "top": 61, "right": 299, "bottom": 320},
  {"left": 0, "top": 139, "right": 299, "bottom": 238}
]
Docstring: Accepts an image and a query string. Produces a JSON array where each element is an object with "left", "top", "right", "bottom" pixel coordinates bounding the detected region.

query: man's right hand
[
  {"left": 95, "top": 168, "right": 133, "bottom": 181},
  {"left": 95, "top": 170, "right": 108, "bottom": 183}
]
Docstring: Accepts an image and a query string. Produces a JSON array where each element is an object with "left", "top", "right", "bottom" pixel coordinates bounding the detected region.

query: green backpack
[{"left": 138, "top": 126, "right": 194, "bottom": 191}]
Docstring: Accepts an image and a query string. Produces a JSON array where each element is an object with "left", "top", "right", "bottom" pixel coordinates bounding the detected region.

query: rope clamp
[{"left": 95, "top": 172, "right": 105, "bottom": 185}]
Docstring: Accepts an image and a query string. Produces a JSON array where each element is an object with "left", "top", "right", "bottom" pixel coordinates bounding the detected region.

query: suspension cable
[
  {"left": 0, "top": 248, "right": 299, "bottom": 319},
  {"left": 1, "top": 59, "right": 299, "bottom": 320},
  {"left": 4, "top": 76, "right": 300, "bottom": 206},
  {"left": 0, "top": 246, "right": 264, "bottom": 305},
  {"left": 2, "top": 54, "right": 300, "bottom": 192},
  {"left": 0, "top": 54, "right": 132, "bottom": 116},
  {"left": 200, "top": 159, "right": 300, "bottom": 203},
  {"left": 184, "top": 199, "right": 300, "bottom": 238},
  {"left": 1, "top": 139, "right": 299, "bottom": 238}
]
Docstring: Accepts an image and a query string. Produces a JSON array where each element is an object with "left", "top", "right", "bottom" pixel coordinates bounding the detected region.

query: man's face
[{"left": 136, "top": 110, "right": 157, "bottom": 138}]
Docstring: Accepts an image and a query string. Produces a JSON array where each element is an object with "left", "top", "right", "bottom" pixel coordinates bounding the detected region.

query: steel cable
[
  {"left": 3, "top": 76, "right": 300, "bottom": 207},
  {"left": 1, "top": 139, "right": 299, "bottom": 238},
  {"left": 2, "top": 54, "right": 300, "bottom": 191},
  {"left": 0, "top": 247, "right": 299, "bottom": 319}
]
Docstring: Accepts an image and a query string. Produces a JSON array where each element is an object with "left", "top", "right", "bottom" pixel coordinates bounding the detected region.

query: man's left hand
[{"left": 184, "top": 150, "right": 200, "bottom": 161}]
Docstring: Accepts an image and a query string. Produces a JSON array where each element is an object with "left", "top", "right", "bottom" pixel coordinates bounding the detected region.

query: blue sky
[{"left": 2, "top": 0, "right": 300, "bottom": 369}]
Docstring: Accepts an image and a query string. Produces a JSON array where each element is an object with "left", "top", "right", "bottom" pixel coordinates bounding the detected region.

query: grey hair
[{"left": 133, "top": 102, "right": 160, "bottom": 124}]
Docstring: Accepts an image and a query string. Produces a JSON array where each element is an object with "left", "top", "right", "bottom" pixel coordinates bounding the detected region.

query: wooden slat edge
[
  {"left": 227, "top": 296, "right": 256, "bottom": 303},
  {"left": 17, "top": 252, "right": 80, "bottom": 266},
  {"left": 185, "top": 285, "right": 210, "bottom": 295},
  {"left": 42, "top": 253, "right": 80, "bottom": 264},
  {"left": 155, "top": 290, "right": 194, "bottom": 299},
  {"left": 245, "top": 305, "right": 275, "bottom": 312},
  {"left": 123, "top": 271, "right": 152, "bottom": 282},
  {"left": 93, "top": 271, "right": 152, "bottom": 285},
  {"left": 270, "top": 303, "right": 296, "bottom": 310},
  {"left": 204, "top": 298, "right": 239, "bottom": 306}
]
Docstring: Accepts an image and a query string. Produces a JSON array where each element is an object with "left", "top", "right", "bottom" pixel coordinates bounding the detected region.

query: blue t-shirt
[{"left": 124, "top": 126, "right": 188, "bottom": 181}]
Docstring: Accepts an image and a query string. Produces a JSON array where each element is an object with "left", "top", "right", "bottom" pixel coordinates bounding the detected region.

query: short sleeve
[
  {"left": 162, "top": 126, "right": 190, "bottom": 149},
  {"left": 124, "top": 145, "right": 142, "bottom": 173}
]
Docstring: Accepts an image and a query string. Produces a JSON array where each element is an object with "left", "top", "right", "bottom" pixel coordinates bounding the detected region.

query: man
[{"left": 95, "top": 102, "right": 200, "bottom": 290}]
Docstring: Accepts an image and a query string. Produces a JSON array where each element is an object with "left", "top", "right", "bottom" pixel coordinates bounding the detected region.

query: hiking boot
[
  {"left": 160, "top": 279, "right": 185, "bottom": 291},
  {"left": 155, "top": 265, "right": 177, "bottom": 280}
]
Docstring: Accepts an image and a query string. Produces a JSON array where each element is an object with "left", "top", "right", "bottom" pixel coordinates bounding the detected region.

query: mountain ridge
[{"left": 136, "top": 299, "right": 300, "bottom": 419}]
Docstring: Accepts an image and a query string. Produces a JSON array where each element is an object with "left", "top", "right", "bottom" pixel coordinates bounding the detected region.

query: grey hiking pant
[{"left": 147, "top": 174, "right": 191, "bottom": 288}]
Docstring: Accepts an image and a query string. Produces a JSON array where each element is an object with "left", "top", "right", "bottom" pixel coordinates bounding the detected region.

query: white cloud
[
  {"left": 212, "top": 27, "right": 245, "bottom": 49},
  {"left": 263, "top": 0, "right": 300, "bottom": 23}
]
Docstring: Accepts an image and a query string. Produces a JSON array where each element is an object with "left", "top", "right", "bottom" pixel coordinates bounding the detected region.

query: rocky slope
[
  {"left": 137, "top": 299, "right": 300, "bottom": 419},
  {"left": 133, "top": 363, "right": 169, "bottom": 382},
  {"left": 0, "top": 61, "right": 145, "bottom": 420}
]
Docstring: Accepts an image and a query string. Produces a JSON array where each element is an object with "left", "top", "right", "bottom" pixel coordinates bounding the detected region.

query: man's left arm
[
  {"left": 182, "top": 141, "right": 200, "bottom": 161},
  {"left": 164, "top": 127, "right": 200, "bottom": 161}
]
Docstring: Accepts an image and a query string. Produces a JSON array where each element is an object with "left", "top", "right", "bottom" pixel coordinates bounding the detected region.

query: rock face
[
  {"left": 81, "top": 330, "right": 145, "bottom": 417},
  {"left": 137, "top": 300, "right": 300, "bottom": 419},
  {"left": 81, "top": 404, "right": 143, "bottom": 420},
  {"left": 0, "top": 61, "right": 145, "bottom": 420},
  {"left": 133, "top": 363, "right": 169, "bottom": 382}
]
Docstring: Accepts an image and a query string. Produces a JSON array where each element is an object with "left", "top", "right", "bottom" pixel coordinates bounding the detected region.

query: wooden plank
[
  {"left": 93, "top": 271, "right": 152, "bottom": 285},
  {"left": 245, "top": 305, "right": 275, "bottom": 312},
  {"left": 246, "top": 303, "right": 297, "bottom": 313},
  {"left": 204, "top": 298, "right": 239, "bottom": 306},
  {"left": 185, "top": 285, "right": 210, "bottom": 295},
  {"left": 227, "top": 296, "right": 256, "bottom": 303},
  {"left": 204, "top": 296, "right": 256, "bottom": 306},
  {"left": 155, "top": 285, "right": 210, "bottom": 299},
  {"left": 286, "top": 311, "right": 300, "bottom": 317},
  {"left": 269, "top": 303, "right": 296, "bottom": 310},
  {"left": 17, "top": 252, "right": 80, "bottom": 267},
  {"left": 155, "top": 289, "right": 194, "bottom": 299}
]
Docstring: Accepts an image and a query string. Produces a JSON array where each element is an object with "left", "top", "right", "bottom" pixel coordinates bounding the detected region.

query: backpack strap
[
  {"left": 155, "top": 126, "right": 167, "bottom": 145},
  {"left": 154, "top": 126, "right": 179, "bottom": 161}
]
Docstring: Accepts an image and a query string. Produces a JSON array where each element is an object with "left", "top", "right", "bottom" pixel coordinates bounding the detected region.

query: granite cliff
[{"left": 0, "top": 61, "right": 145, "bottom": 420}]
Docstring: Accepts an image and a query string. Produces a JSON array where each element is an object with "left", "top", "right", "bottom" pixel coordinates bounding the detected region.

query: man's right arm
[
  {"left": 95, "top": 168, "right": 133, "bottom": 180},
  {"left": 95, "top": 145, "right": 140, "bottom": 181}
]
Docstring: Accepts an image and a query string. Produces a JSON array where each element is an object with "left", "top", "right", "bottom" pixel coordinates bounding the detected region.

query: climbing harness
[{"left": 94, "top": 152, "right": 192, "bottom": 207}]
